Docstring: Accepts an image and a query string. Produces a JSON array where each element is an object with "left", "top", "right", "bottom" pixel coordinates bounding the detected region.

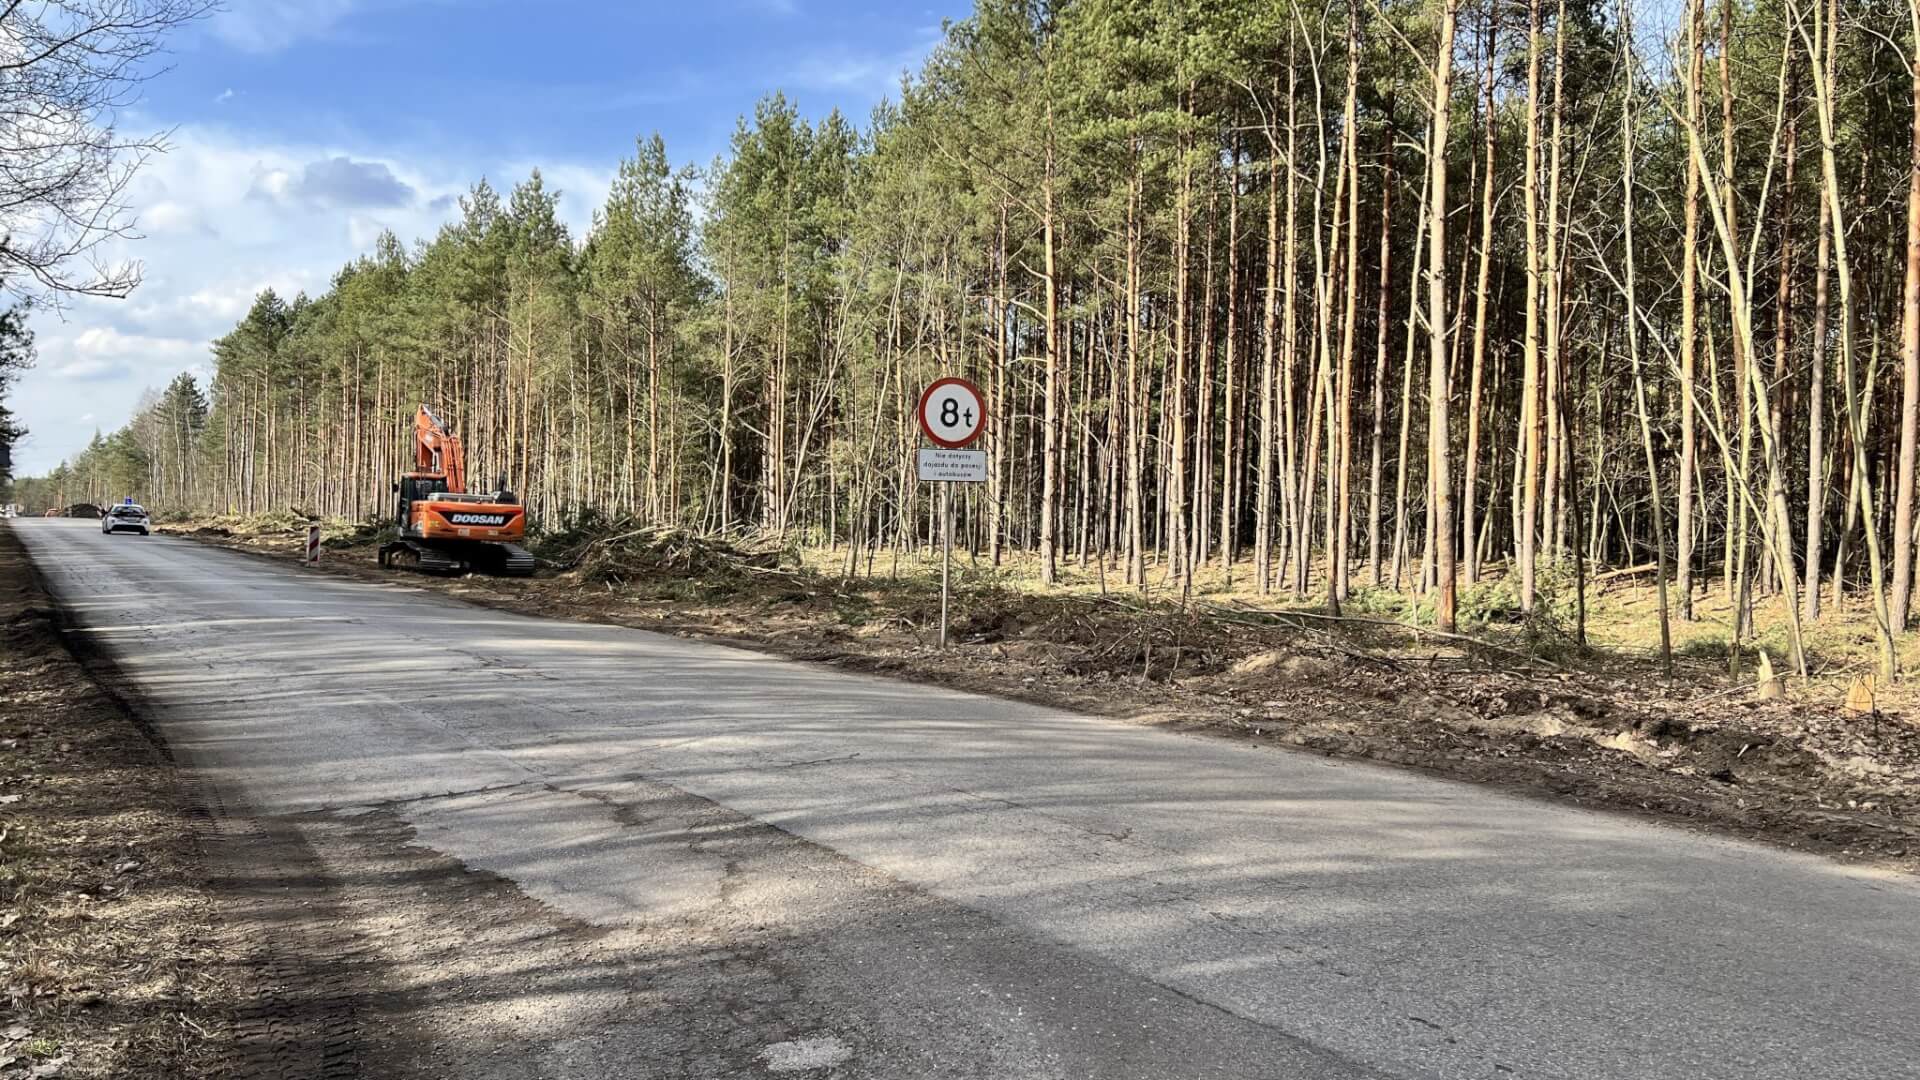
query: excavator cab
[{"left": 394, "top": 474, "right": 450, "bottom": 526}]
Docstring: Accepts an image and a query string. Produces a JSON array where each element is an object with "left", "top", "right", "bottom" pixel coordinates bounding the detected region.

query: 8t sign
[{"left": 917, "top": 377, "right": 987, "bottom": 448}]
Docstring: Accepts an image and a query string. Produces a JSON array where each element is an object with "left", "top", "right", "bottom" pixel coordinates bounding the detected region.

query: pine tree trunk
[
  {"left": 1126, "top": 161, "right": 1146, "bottom": 588},
  {"left": 1805, "top": 99, "right": 1833, "bottom": 622},
  {"left": 1256, "top": 125, "right": 1280, "bottom": 594},
  {"left": 1465, "top": 17, "right": 1496, "bottom": 587},
  {"left": 1619, "top": 0, "right": 1672, "bottom": 674},
  {"left": 1168, "top": 101, "right": 1192, "bottom": 591},
  {"left": 1540, "top": 0, "right": 1568, "bottom": 569},
  {"left": 1334, "top": 4, "right": 1361, "bottom": 603},
  {"left": 1679, "top": 0, "right": 1704, "bottom": 620},
  {"left": 1520, "top": 0, "right": 1544, "bottom": 612},
  {"left": 1391, "top": 164, "right": 1430, "bottom": 591},
  {"left": 1893, "top": 0, "right": 1920, "bottom": 629},
  {"left": 1807, "top": 0, "right": 1897, "bottom": 677},
  {"left": 1769, "top": 87, "right": 1798, "bottom": 599},
  {"left": 1220, "top": 141, "right": 1242, "bottom": 579},
  {"left": 1428, "top": 0, "right": 1461, "bottom": 631},
  {"left": 1368, "top": 119, "right": 1395, "bottom": 588}
]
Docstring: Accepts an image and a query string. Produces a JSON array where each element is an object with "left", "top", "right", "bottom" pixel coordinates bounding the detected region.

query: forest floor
[
  {"left": 0, "top": 526, "right": 236, "bottom": 1079},
  {"left": 161, "top": 512, "right": 1920, "bottom": 874}
]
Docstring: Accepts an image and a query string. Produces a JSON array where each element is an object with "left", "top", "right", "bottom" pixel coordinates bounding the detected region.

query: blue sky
[{"left": 11, "top": 0, "right": 966, "bottom": 476}]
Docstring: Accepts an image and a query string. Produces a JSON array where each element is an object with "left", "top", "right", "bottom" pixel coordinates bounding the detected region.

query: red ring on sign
[{"left": 917, "top": 377, "right": 987, "bottom": 448}]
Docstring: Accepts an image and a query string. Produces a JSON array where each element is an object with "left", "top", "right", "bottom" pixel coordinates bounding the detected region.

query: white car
[{"left": 102, "top": 504, "right": 150, "bottom": 535}]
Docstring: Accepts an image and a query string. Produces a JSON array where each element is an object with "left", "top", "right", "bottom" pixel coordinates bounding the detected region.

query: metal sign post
[
  {"left": 916, "top": 378, "right": 988, "bottom": 649},
  {"left": 941, "top": 481, "right": 952, "bottom": 648}
]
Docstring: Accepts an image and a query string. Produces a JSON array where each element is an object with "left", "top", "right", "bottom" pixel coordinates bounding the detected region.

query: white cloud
[
  {"left": 249, "top": 155, "right": 416, "bottom": 209},
  {"left": 205, "top": 1, "right": 462, "bottom": 55},
  {"left": 345, "top": 212, "right": 390, "bottom": 250},
  {"left": 786, "top": 25, "right": 939, "bottom": 99},
  {"left": 72, "top": 327, "right": 202, "bottom": 358},
  {"left": 791, "top": 53, "right": 887, "bottom": 90},
  {"left": 209, "top": 0, "right": 360, "bottom": 53},
  {"left": 183, "top": 284, "right": 263, "bottom": 321},
  {"left": 249, "top": 165, "right": 292, "bottom": 200},
  {"left": 47, "top": 357, "right": 129, "bottom": 381},
  {"left": 214, "top": 88, "right": 235, "bottom": 104},
  {"left": 42, "top": 328, "right": 201, "bottom": 383},
  {"left": 138, "top": 200, "right": 206, "bottom": 236}
]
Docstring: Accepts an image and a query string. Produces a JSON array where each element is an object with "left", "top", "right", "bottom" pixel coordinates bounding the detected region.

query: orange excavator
[{"left": 378, "top": 404, "right": 535, "bottom": 576}]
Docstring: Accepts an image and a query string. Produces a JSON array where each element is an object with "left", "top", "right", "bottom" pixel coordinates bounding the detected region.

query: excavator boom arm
[{"left": 413, "top": 404, "right": 467, "bottom": 494}]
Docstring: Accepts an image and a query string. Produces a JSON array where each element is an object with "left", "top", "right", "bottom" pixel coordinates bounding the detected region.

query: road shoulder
[
  {"left": 0, "top": 522, "right": 233, "bottom": 1078},
  {"left": 2, "top": 523, "right": 404, "bottom": 1080}
]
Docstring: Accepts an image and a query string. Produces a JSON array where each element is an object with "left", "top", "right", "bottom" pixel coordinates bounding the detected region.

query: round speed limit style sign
[{"left": 917, "top": 377, "right": 987, "bottom": 448}]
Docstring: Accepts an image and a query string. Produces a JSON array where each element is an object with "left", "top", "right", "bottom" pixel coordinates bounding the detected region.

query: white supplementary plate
[{"left": 916, "top": 448, "right": 988, "bottom": 483}]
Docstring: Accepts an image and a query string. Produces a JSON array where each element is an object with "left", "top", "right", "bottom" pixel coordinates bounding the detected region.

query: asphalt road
[{"left": 16, "top": 518, "right": 1920, "bottom": 1080}]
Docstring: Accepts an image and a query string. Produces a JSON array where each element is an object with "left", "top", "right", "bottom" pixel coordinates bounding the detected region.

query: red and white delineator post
[{"left": 305, "top": 524, "right": 321, "bottom": 564}]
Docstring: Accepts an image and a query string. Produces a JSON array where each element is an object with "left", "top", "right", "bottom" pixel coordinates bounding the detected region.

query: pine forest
[{"left": 27, "top": 0, "right": 1920, "bottom": 679}]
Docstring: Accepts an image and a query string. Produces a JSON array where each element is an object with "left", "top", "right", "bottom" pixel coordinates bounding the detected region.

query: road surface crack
[
  {"left": 944, "top": 782, "right": 1139, "bottom": 844},
  {"left": 297, "top": 777, "right": 549, "bottom": 817},
  {"left": 774, "top": 752, "right": 862, "bottom": 769}
]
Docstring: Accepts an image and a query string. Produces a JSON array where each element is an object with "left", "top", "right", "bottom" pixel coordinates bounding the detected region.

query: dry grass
[{"left": 798, "top": 542, "right": 1920, "bottom": 701}]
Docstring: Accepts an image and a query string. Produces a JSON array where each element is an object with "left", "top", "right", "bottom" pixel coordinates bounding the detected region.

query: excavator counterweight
[{"left": 378, "top": 404, "right": 535, "bottom": 576}]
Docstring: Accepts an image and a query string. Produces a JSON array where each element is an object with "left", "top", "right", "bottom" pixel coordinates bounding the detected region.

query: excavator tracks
[
  {"left": 378, "top": 538, "right": 535, "bottom": 577},
  {"left": 378, "top": 538, "right": 458, "bottom": 574},
  {"left": 492, "top": 543, "right": 537, "bottom": 576}
]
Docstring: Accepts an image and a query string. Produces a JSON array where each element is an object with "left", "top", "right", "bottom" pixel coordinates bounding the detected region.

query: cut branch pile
[{"left": 554, "top": 524, "right": 793, "bottom": 590}]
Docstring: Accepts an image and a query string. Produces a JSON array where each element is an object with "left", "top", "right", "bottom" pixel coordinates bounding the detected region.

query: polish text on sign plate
[{"left": 916, "top": 449, "right": 988, "bottom": 483}]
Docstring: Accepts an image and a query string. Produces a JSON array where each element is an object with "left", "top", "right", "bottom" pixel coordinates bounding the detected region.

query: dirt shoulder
[
  {"left": 0, "top": 524, "right": 235, "bottom": 1079},
  {"left": 167, "top": 521, "right": 1920, "bottom": 875}
]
